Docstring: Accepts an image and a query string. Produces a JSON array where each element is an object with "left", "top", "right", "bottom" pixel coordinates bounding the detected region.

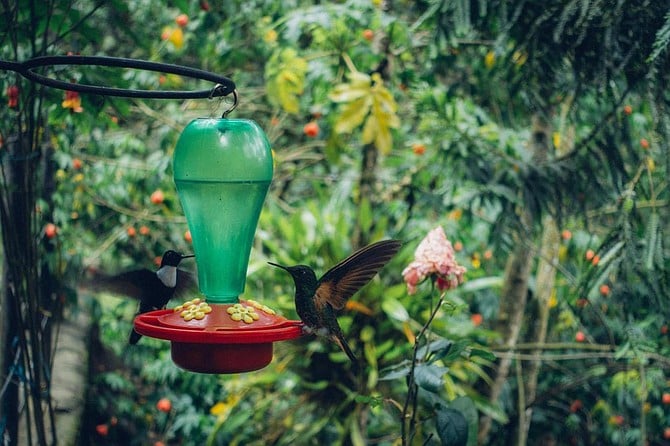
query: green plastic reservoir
[{"left": 173, "top": 118, "right": 273, "bottom": 303}]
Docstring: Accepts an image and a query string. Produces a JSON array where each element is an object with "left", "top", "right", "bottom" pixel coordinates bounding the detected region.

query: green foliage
[{"left": 2, "top": 0, "right": 670, "bottom": 445}]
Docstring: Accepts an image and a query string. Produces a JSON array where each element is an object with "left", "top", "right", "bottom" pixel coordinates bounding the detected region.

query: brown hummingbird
[{"left": 269, "top": 239, "right": 402, "bottom": 364}]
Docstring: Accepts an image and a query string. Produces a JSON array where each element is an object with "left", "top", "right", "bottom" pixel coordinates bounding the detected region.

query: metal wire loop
[
  {"left": 221, "top": 90, "right": 239, "bottom": 118},
  {"left": 0, "top": 55, "right": 236, "bottom": 101}
]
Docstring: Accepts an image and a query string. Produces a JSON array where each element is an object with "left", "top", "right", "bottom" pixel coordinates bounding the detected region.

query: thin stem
[{"left": 401, "top": 284, "right": 447, "bottom": 446}]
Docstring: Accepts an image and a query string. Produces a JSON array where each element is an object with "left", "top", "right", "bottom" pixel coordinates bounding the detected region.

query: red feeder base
[{"left": 134, "top": 299, "right": 303, "bottom": 374}]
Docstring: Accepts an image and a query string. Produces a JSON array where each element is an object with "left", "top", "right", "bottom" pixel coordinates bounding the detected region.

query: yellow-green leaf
[
  {"left": 330, "top": 69, "right": 400, "bottom": 154},
  {"left": 265, "top": 49, "right": 308, "bottom": 114},
  {"left": 334, "top": 98, "right": 370, "bottom": 133}
]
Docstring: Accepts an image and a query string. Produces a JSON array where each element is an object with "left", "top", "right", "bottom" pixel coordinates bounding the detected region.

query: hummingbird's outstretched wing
[
  {"left": 315, "top": 239, "right": 402, "bottom": 310},
  {"left": 82, "top": 268, "right": 197, "bottom": 303}
]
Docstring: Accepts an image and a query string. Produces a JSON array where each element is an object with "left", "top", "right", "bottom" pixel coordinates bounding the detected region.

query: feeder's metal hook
[{"left": 221, "top": 89, "right": 238, "bottom": 118}]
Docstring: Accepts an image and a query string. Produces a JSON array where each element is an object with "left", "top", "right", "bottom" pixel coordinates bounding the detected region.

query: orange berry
[
  {"left": 662, "top": 393, "right": 670, "bottom": 405},
  {"left": 44, "top": 223, "right": 58, "bottom": 239},
  {"left": 470, "top": 313, "right": 483, "bottom": 326},
  {"left": 127, "top": 227, "right": 137, "bottom": 237},
  {"left": 561, "top": 229, "right": 572, "bottom": 241},
  {"left": 155, "top": 442, "right": 166, "bottom": 446},
  {"left": 411, "top": 143, "right": 426, "bottom": 155},
  {"left": 575, "top": 331, "right": 585, "bottom": 342},
  {"left": 599, "top": 284, "right": 610, "bottom": 296},
  {"left": 156, "top": 397, "right": 172, "bottom": 413},
  {"left": 303, "top": 121, "right": 319, "bottom": 138},
  {"left": 623, "top": 105, "right": 632, "bottom": 115},
  {"left": 362, "top": 29, "right": 374, "bottom": 41},
  {"left": 184, "top": 230, "right": 192, "bottom": 243},
  {"left": 139, "top": 225, "right": 151, "bottom": 236},
  {"left": 150, "top": 189, "right": 164, "bottom": 205},
  {"left": 453, "top": 241, "right": 463, "bottom": 252},
  {"left": 610, "top": 415, "right": 624, "bottom": 426},
  {"left": 585, "top": 249, "right": 595, "bottom": 261},
  {"left": 665, "top": 427, "right": 670, "bottom": 440},
  {"left": 591, "top": 255, "right": 600, "bottom": 266},
  {"left": 483, "top": 249, "right": 493, "bottom": 260},
  {"left": 72, "top": 158, "right": 82, "bottom": 170},
  {"left": 175, "top": 13, "right": 189, "bottom": 27},
  {"left": 640, "top": 138, "right": 650, "bottom": 150}
]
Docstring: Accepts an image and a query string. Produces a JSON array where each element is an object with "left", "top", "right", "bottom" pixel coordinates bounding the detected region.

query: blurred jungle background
[{"left": 1, "top": 0, "right": 669, "bottom": 445}]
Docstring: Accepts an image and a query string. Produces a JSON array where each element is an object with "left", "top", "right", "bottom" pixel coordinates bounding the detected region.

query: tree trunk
[
  {"left": 515, "top": 217, "right": 560, "bottom": 445},
  {"left": 478, "top": 113, "right": 553, "bottom": 445},
  {"left": 478, "top": 239, "right": 534, "bottom": 444}
]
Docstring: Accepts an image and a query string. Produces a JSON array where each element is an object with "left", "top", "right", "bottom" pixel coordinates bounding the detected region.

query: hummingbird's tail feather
[
  {"left": 333, "top": 333, "right": 358, "bottom": 364},
  {"left": 128, "top": 328, "right": 142, "bottom": 345}
]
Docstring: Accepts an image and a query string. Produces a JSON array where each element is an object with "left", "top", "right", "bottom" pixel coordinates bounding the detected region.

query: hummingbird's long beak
[
  {"left": 181, "top": 254, "right": 195, "bottom": 259},
  {"left": 268, "top": 262, "right": 288, "bottom": 271}
]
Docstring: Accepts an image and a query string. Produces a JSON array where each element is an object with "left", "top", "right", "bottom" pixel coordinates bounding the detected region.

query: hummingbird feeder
[
  {"left": 134, "top": 116, "right": 303, "bottom": 373},
  {"left": 2, "top": 55, "right": 304, "bottom": 373}
]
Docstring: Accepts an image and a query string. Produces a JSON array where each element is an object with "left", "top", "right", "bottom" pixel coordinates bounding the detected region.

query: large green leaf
[{"left": 436, "top": 407, "right": 468, "bottom": 446}]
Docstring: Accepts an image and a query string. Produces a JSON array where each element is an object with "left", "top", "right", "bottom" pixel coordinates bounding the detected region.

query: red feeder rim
[{"left": 134, "top": 299, "right": 303, "bottom": 373}]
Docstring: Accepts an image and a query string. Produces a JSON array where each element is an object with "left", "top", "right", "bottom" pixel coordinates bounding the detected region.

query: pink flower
[{"left": 402, "top": 227, "right": 466, "bottom": 294}]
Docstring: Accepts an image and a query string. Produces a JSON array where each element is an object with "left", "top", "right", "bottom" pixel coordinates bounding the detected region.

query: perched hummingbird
[
  {"left": 84, "top": 250, "right": 195, "bottom": 344},
  {"left": 270, "top": 239, "right": 402, "bottom": 364}
]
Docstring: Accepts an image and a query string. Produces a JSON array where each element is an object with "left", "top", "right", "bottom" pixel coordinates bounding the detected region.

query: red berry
[
  {"left": 585, "top": 249, "right": 595, "bottom": 261},
  {"left": 662, "top": 393, "right": 670, "bottom": 405},
  {"left": 569, "top": 399, "right": 582, "bottom": 413},
  {"left": 6, "top": 85, "right": 19, "bottom": 108},
  {"left": 126, "top": 227, "right": 137, "bottom": 237},
  {"left": 664, "top": 427, "right": 670, "bottom": 440},
  {"left": 156, "top": 398, "right": 172, "bottom": 413},
  {"left": 362, "top": 29, "right": 374, "bottom": 41},
  {"left": 640, "top": 138, "right": 650, "bottom": 150},
  {"left": 303, "top": 121, "right": 319, "bottom": 138},
  {"left": 576, "top": 298, "right": 589, "bottom": 308},
  {"left": 139, "top": 225, "right": 151, "bottom": 236},
  {"left": 591, "top": 255, "right": 600, "bottom": 266},
  {"left": 72, "top": 158, "right": 83, "bottom": 170},
  {"left": 95, "top": 424, "right": 109, "bottom": 436},
  {"left": 561, "top": 229, "right": 572, "bottom": 241},
  {"left": 184, "top": 230, "right": 192, "bottom": 243},
  {"left": 200, "top": 1, "right": 210, "bottom": 11},
  {"left": 175, "top": 13, "right": 189, "bottom": 27},
  {"left": 44, "top": 223, "right": 58, "bottom": 239},
  {"left": 623, "top": 105, "right": 632, "bottom": 115},
  {"left": 575, "top": 331, "right": 586, "bottom": 342},
  {"left": 661, "top": 325, "right": 669, "bottom": 335},
  {"left": 599, "top": 284, "right": 610, "bottom": 296},
  {"left": 150, "top": 189, "right": 164, "bottom": 204}
]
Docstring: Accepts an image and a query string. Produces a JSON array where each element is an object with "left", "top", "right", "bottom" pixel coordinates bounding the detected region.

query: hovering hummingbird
[
  {"left": 85, "top": 250, "right": 195, "bottom": 344},
  {"left": 270, "top": 239, "right": 402, "bottom": 364}
]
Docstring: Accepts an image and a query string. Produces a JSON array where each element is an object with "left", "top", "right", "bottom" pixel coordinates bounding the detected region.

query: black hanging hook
[{"left": 0, "top": 55, "right": 236, "bottom": 101}]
